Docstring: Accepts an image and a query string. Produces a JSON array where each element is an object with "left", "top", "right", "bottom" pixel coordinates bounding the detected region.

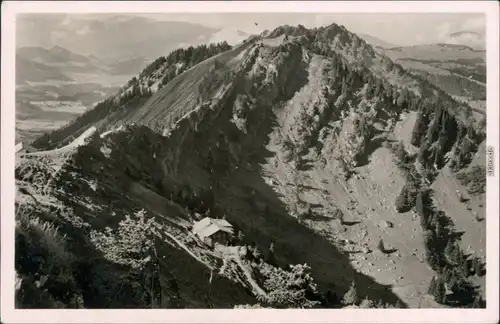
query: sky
[
  {"left": 135, "top": 12, "right": 486, "bottom": 46},
  {"left": 16, "top": 12, "right": 486, "bottom": 50}
]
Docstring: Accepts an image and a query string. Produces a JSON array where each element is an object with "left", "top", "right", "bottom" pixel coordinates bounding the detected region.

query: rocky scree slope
[{"left": 17, "top": 24, "right": 485, "bottom": 309}]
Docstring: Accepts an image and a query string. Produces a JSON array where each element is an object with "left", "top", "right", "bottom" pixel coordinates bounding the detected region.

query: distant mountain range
[
  {"left": 16, "top": 45, "right": 153, "bottom": 84},
  {"left": 17, "top": 45, "right": 93, "bottom": 64},
  {"left": 16, "top": 55, "right": 74, "bottom": 84}
]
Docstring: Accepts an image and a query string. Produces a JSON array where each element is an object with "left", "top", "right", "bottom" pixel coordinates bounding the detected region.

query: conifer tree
[
  {"left": 449, "top": 276, "right": 460, "bottom": 293},
  {"left": 442, "top": 266, "right": 452, "bottom": 282},
  {"left": 341, "top": 77, "right": 348, "bottom": 96},
  {"left": 410, "top": 111, "right": 426, "bottom": 147},
  {"left": 472, "top": 294, "right": 484, "bottom": 308},
  {"left": 423, "top": 230, "right": 435, "bottom": 253},
  {"left": 252, "top": 244, "right": 262, "bottom": 260},
  {"left": 450, "top": 246, "right": 463, "bottom": 265},
  {"left": 396, "top": 141, "right": 407, "bottom": 164},
  {"left": 395, "top": 189, "right": 410, "bottom": 213},
  {"left": 433, "top": 277, "right": 446, "bottom": 304},
  {"left": 415, "top": 191, "right": 424, "bottom": 218},
  {"left": 448, "top": 271, "right": 458, "bottom": 289},
  {"left": 359, "top": 297, "right": 375, "bottom": 308},
  {"left": 462, "top": 258, "right": 471, "bottom": 277},
  {"left": 427, "top": 252, "right": 439, "bottom": 271},
  {"left": 444, "top": 239, "right": 455, "bottom": 258},
  {"left": 377, "top": 239, "right": 385, "bottom": 253},
  {"left": 475, "top": 259, "right": 484, "bottom": 277},
  {"left": 469, "top": 257, "right": 477, "bottom": 274},
  {"left": 420, "top": 210, "right": 429, "bottom": 229},
  {"left": 237, "top": 230, "right": 244, "bottom": 242},
  {"left": 426, "top": 212, "right": 435, "bottom": 230},
  {"left": 342, "top": 281, "right": 359, "bottom": 306},
  {"left": 435, "top": 221, "right": 443, "bottom": 238},
  {"left": 427, "top": 276, "right": 437, "bottom": 295},
  {"left": 266, "top": 241, "right": 277, "bottom": 266}
]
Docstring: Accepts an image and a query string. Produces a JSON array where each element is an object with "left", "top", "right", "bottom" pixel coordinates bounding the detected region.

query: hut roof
[{"left": 192, "top": 217, "right": 234, "bottom": 239}]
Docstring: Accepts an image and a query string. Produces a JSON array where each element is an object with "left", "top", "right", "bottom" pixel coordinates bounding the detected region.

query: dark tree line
[
  {"left": 139, "top": 56, "right": 167, "bottom": 79},
  {"left": 408, "top": 93, "right": 484, "bottom": 174},
  {"left": 160, "top": 41, "right": 232, "bottom": 86},
  {"left": 307, "top": 37, "right": 481, "bottom": 176},
  {"left": 415, "top": 189, "right": 485, "bottom": 307},
  {"left": 394, "top": 166, "right": 421, "bottom": 213}
]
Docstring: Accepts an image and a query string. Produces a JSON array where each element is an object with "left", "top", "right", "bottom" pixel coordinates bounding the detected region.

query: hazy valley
[{"left": 15, "top": 14, "right": 242, "bottom": 143}]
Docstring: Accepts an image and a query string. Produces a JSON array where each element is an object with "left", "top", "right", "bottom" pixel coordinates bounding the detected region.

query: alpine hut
[{"left": 192, "top": 217, "right": 234, "bottom": 247}]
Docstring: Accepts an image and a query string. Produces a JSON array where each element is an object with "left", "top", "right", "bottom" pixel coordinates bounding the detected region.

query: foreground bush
[
  {"left": 256, "top": 263, "right": 322, "bottom": 308},
  {"left": 15, "top": 212, "right": 84, "bottom": 308}
]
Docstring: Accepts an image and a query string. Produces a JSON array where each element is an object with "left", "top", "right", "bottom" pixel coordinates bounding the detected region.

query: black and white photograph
[{"left": 1, "top": 1, "right": 499, "bottom": 323}]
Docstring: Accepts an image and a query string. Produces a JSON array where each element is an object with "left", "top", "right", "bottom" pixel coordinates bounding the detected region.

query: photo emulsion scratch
[{"left": 2, "top": 2, "right": 499, "bottom": 323}]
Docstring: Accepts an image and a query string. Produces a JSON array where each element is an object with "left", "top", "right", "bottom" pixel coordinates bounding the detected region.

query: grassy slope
[{"left": 115, "top": 41, "right": 255, "bottom": 131}]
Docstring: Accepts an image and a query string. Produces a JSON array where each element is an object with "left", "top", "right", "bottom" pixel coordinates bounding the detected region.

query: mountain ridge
[{"left": 33, "top": 23, "right": 482, "bottom": 148}]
